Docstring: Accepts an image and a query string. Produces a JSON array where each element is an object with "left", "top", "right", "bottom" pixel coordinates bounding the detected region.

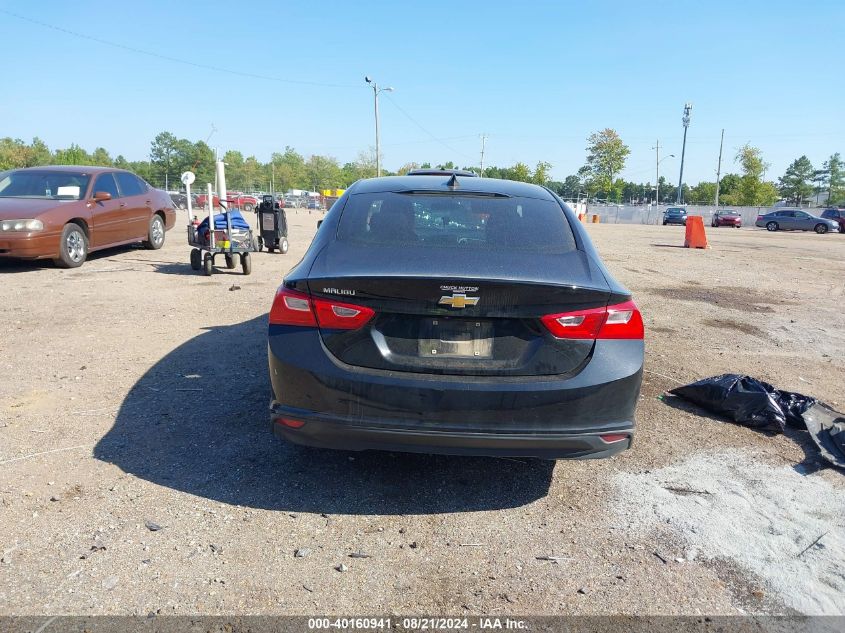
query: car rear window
[{"left": 336, "top": 192, "right": 577, "bottom": 253}]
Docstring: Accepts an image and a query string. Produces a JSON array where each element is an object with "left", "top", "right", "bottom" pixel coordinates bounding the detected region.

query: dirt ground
[{"left": 1, "top": 212, "right": 844, "bottom": 616}]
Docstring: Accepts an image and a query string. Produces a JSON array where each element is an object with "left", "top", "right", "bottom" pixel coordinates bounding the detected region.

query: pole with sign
[{"left": 180, "top": 171, "right": 195, "bottom": 224}]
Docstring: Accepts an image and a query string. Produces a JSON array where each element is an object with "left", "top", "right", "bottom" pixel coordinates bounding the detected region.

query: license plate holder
[{"left": 419, "top": 319, "right": 493, "bottom": 358}]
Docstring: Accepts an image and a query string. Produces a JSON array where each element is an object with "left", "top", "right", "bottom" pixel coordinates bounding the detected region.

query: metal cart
[
  {"left": 255, "top": 195, "right": 289, "bottom": 254},
  {"left": 187, "top": 200, "right": 255, "bottom": 275}
]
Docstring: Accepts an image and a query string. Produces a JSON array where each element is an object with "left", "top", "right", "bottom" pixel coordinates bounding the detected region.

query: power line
[
  {"left": 0, "top": 9, "right": 359, "bottom": 89},
  {"left": 382, "top": 94, "right": 474, "bottom": 161}
]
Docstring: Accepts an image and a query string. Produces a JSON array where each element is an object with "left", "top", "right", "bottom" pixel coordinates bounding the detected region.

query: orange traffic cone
[{"left": 684, "top": 216, "right": 710, "bottom": 249}]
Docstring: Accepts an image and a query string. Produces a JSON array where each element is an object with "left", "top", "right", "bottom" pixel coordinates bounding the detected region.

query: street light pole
[
  {"left": 676, "top": 103, "right": 692, "bottom": 204},
  {"left": 652, "top": 140, "right": 675, "bottom": 207},
  {"left": 365, "top": 76, "right": 393, "bottom": 177}
]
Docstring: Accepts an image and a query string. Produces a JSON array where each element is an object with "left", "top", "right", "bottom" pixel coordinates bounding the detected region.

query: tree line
[{"left": 1, "top": 131, "right": 841, "bottom": 207}]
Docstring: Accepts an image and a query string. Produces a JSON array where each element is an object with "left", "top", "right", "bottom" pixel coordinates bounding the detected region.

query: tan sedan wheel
[{"left": 54, "top": 223, "right": 88, "bottom": 268}]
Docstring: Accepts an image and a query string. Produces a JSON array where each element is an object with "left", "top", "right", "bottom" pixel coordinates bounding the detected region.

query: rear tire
[
  {"left": 766, "top": 222, "right": 779, "bottom": 232},
  {"left": 190, "top": 248, "right": 201, "bottom": 270},
  {"left": 144, "top": 215, "right": 165, "bottom": 250},
  {"left": 225, "top": 254, "right": 237, "bottom": 269},
  {"left": 203, "top": 253, "right": 213, "bottom": 276},
  {"left": 662, "top": 221, "right": 667, "bottom": 226},
  {"left": 243, "top": 203, "right": 254, "bottom": 213},
  {"left": 55, "top": 223, "right": 88, "bottom": 268},
  {"left": 814, "top": 223, "right": 828, "bottom": 234},
  {"left": 241, "top": 252, "right": 252, "bottom": 275},
  {"left": 280, "top": 238, "right": 289, "bottom": 254},
  {"left": 256, "top": 237, "right": 263, "bottom": 252}
]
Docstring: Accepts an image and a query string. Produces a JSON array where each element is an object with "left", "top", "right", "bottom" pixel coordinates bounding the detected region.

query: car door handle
[
  {"left": 119, "top": 203, "right": 127, "bottom": 208},
  {"left": 145, "top": 200, "right": 152, "bottom": 205}
]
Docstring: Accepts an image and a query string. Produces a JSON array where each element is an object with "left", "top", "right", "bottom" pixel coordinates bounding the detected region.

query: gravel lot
[{"left": 1, "top": 213, "right": 844, "bottom": 616}]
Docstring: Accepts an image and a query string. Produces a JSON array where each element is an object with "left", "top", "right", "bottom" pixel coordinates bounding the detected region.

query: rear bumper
[
  {"left": 271, "top": 411, "right": 632, "bottom": 459},
  {"left": 268, "top": 327, "right": 643, "bottom": 459}
]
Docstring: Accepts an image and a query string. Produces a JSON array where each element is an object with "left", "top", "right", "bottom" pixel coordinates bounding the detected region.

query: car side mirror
[
  {"left": 92, "top": 191, "right": 111, "bottom": 202},
  {"left": 317, "top": 220, "right": 323, "bottom": 229}
]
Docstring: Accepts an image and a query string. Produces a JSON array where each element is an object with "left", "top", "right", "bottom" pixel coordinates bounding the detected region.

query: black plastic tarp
[{"left": 670, "top": 373, "right": 845, "bottom": 470}]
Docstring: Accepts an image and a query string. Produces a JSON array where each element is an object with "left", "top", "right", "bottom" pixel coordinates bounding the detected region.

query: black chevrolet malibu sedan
[{"left": 267, "top": 172, "right": 644, "bottom": 459}]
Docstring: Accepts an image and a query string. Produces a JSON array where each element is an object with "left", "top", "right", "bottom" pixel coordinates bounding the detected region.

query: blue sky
[{"left": 2, "top": 0, "right": 843, "bottom": 184}]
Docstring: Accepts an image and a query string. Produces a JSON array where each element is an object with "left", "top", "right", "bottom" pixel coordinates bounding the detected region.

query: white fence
[{"left": 579, "top": 204, "right": 772, "bottom": 226}]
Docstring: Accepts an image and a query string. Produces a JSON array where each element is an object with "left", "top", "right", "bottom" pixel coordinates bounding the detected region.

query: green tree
[
  {"left": 582, "top": 128, "right": 630, "bottom": 200},
  {"left": 53, "top": 143, "right": 91, "bottom": 165},
  {"left": 560, "top": 174, "right": 583, "bottom": 199},
  {"left": 734, "top": 144, "right": 777, "bottom": 206},
  {"left": 532, "top": 161, "right": 552, "bottom": 186},
  {"left": 149, "top": 131, "right": 179, "bottom": 187},
  {"left": 91, "top": 147, "right": 113, "bottom": 167},
  {"left": 223, "top": 150, "right": 245, "bottom": 189},
  {"left": 183, "top": 140, "right": 215, "bottom": 187},
  {"left": 778, "top": 155, "right": 814, "bottom": 205},
  {"left": 271, "top": 146, "right": 307, "bottom": 191},
  {"left": 717, "top": 173, "right": 741, "bottom": 205},
  {"left": 690, "top": 181, "right": 716, "bottom": 204},
  {"left": 305, "top": 154, "right": 342, "bottom": 191},
  {"left": 28, "top": 137, "right": 52, "bottom": 166},
  {"left": 656, "top": 176, "right": 675, "bottom": 204},
  {"left": 509, "top": 162, "right": 531, "bottom": 182},
  {"left": 0, "top": 138, "right": 29, "bottom": 169},
  {"left": 823, "top": 153, "right": 843, "bottom": 204}
]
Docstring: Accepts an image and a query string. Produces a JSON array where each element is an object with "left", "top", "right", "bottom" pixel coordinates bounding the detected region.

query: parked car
[
  {"left": 267, "top": 175, "right": 644, "bottom": 459},
  {"left": 306, "top": 199, "right": 322, "bottom": 210},
  {"left": 711, "top": 210, "right": 742, "bottom": 228},
  {"left": 0, "top": 165, "right": 175, "bottom": 268},
  {"left": 662, "top": 207, "right": 688, "bottom": 225},
  {"left": 194, "top": 192, "right": 258, "bottom": 212},
  {"left": 230, "top": 192, "right": 258, "bottom": 212},
  {"left": 755, "top": 209, "right": 839, "bottom": 234},
  {"left": 169, "top": 192, "right": 188, "bottom": 210},
  {"left": 820, "top": 208, "right": 845, "bottom": 234}
]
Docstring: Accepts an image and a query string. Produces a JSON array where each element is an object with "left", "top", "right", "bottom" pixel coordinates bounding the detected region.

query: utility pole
[
  {"left": 479, "top": 133, "right": 488, "bottom": 177},
  {"left": 364, "top": 76, "right": 393, "bottom": 178},
  {"left": 714, "top": 128, "right": 724, "bottom": 209},
  {"left": 654, "top": 139, "right": 661, "bottom": 206},
  {"left": 676, "top": 103, "right": 692, "bottom": 204}
]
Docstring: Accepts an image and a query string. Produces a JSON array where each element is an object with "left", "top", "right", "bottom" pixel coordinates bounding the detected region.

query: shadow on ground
[
  {"left": 94, "top": 315, "right": 554, "bottom": 515},
  {"left": 0, "top": 244, "right": 146, "bottom": 272}
]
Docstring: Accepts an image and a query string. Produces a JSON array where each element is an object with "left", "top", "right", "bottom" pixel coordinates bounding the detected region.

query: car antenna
[{"left": 447, "top": 173, "right": 460, "bottom": 189}]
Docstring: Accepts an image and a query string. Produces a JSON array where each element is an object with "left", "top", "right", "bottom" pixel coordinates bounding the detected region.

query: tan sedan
[{"left": 0, "top": 165, "right": 176, "bottom": 267}]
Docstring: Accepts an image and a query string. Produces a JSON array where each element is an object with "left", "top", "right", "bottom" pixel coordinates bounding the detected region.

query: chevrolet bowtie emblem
[{"left": 439, "top": 293, "right": 480, "bottom": 308}]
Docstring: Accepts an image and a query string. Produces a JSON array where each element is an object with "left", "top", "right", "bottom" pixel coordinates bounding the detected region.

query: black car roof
[{"left": 348, "top": 175, "right": 556, "bottom": 200}]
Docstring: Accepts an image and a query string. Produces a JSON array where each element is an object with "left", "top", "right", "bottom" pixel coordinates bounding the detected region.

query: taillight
[
  {"left": 269, "top": 287, "right": 317, "bottom": 326},
  {"left": 269, "top": 286, "right": 374, "bottom": 330},
  {"left": 541, "top": 300, "right": 643, "bottom": 340},
  {"left": 313, "top": 298, "right": 375, "bottom": 330},
  {"left": 756, "top": 215, "right": 764, "bottom": 221}
]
